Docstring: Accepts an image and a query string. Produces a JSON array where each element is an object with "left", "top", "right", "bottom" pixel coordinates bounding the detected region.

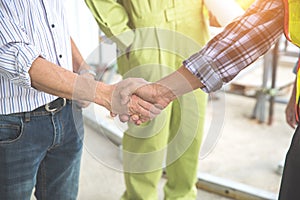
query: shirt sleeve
[
  {"left": 0, "top": 16, "right": 41, "bottom": 88},
  {"left": 84, "top": 0, "right": 135, "bottom": 51},
  {"left": 183, "top": 0, "right": 284, "bottom": 93}
]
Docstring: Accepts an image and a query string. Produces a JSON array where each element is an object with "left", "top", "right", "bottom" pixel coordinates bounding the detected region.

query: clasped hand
[{"left": 110, "top": 78, "right": 172, "bottom": 125}]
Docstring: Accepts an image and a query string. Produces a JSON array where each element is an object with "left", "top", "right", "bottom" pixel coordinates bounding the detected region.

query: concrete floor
[
  {"left": 196, "top": 93, "right": 292, "bottom": 199},
  {"left": 78, "top": 124, "right": 232, "bottom": 200}
]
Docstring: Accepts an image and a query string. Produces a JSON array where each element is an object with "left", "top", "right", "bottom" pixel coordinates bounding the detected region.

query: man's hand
[
  {"left": 111, "top": 78, "right": 157, "bottom": 115},
  {"left": 285, "top": 98, "right": 297, "bottom": 129},
  {"left": 134, "top": 83, "right": 174, "bottom": 109},
  {"left": 116, "top": 82, "right": 175, "bottom": 125},
  {"left": 285, "top": 78, "right": 297, "bottom": 129},
  {"left": 101, "top": 78, "right": 162, "bottom": 124}
]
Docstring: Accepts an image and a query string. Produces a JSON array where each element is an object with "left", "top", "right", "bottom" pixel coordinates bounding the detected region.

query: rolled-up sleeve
[
  {"left": 0, "top": 16, "right": 41, "bottom": 88},
  {"left": 184, "top": 53, "right": 223, "bottom": 93}
]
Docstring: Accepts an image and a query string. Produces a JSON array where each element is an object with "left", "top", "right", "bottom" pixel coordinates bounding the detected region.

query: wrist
[{"left": 94, "top": 82, "right": 114, "bottom": 110}]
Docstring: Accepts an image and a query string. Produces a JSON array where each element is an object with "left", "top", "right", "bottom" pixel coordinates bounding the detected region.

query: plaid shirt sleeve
[{"left": 183, "top": 0, "right": 284, "bottom": 93}]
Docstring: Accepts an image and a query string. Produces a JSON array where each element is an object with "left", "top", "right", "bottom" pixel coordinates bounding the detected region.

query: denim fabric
[{"left": 0, "top": 102, "right": 84, "bottom": 200}]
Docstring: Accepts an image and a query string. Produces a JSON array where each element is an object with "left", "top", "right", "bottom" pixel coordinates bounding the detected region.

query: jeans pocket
[{"left": 0, "top": 118, "right": 23, "bottom": 144}]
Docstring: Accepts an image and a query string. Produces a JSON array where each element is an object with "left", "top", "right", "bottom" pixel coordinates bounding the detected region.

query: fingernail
[{"left": 131, "top": 115, "right": 139, "bottom": 121}]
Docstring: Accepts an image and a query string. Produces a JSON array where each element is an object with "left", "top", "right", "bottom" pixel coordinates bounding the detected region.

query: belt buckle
[{"left": 45, "top": 98, "right": 67, "bottom": 112}]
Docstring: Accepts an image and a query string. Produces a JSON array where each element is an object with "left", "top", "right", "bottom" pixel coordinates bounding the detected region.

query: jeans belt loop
[
  {"left": 24, "top": 112, "right": 31, "bottom": 122},
  {"left": 45, "top": 98, "right": 67, "bottom": 112}
]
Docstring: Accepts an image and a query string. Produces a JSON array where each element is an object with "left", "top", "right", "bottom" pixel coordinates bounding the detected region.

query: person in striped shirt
[{"left": 0, "top": 1, "right": 157, "bottom": 199}]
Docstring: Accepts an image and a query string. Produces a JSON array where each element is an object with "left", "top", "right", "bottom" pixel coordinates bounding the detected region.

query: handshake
[
  {"left": 99, "top": 77, "right": 176, "bottom": 125},
  {"left": 75, "top": 65, "right": 199, "bottom": 123}
]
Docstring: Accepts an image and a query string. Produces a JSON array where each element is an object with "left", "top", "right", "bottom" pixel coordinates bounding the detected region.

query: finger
[
  {"left": 289, "top": 121, "right": 296, "bottom": 129},
  {"left": 128, "top": 100, "right": 154, "bottom": 119},
  {"left": 286, "top": 110, "right": 296, "bottom": 128},
  {"left": 129, "top": 114, "right": 142, "bottom": 124},
  {"left": 129, "top": 116, "right": 149, "bottom": 126},
  {"left": 287, "top": 116, "right": 296, "bottom": 129},
  {"left": 130, "top": 114, "right": 150, "bottom": 123},
  {"left": 139, "top": 116, "right": 151, "bottom": 124},
  {"left": 130, "top": 114, "right": 140, "bottom": 121},
  {"left": 290, "top": 119, "right": 297, "bottom": 129},
  {"left": 110, "top": 112, "right": 117, "bottom": 118},
  {"left": 154, "top": 104, "right": 165, "bottom": 110},
  {"left": 129, "top": 118, "right": 142, "bottom": 126},
  {"left": 130, "top": 95, "right": 161, "bottom": 119},
  {"left": 135, "top": 120, "right": 143, "bottom": 126},
  {"left": 119, "top": 114, "right": 130, "bottom": 122},
  {"left": 119, "top": 88, "right": 131, "bottom": 105},
  {"left": 138, "top": 98, "right": 162, "bottom": 116}
]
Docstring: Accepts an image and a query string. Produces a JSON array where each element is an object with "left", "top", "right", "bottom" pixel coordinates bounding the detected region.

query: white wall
[
  {"left": 65, "top": 0, "right": 99, "bottom": 59},
  {"left": 65, "top": 0, "right": 117, "bottom": 68}
]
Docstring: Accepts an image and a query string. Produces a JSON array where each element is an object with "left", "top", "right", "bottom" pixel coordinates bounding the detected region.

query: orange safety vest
[{"left": 283, "top": 0, "right": 300, "bottom": 120}]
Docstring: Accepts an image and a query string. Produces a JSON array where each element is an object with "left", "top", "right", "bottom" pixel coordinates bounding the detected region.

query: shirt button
[
  {"left": 59, "top": 55, "right": 62, "bottom": 58},
  {"left": 51, "top": 24, "right": 55, "bottom": 28}
]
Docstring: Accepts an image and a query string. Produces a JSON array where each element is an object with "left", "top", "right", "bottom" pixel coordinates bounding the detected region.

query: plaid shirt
[{"left": 183, "top": 0, "right": 284, "bottom": 93}]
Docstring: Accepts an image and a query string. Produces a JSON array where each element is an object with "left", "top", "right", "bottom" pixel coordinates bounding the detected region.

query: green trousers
[{"left": 121, "top": 88, "right": 207, "bottom": 200}]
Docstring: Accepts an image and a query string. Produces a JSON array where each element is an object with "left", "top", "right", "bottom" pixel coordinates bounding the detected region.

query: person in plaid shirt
[{"left": 129, "top": 0, "right": 300, "bottom": 199}]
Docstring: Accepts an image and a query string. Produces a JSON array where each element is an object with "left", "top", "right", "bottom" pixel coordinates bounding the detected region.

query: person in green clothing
[{"left": 85, "top": 0, "right": 243, "bottom": 199}]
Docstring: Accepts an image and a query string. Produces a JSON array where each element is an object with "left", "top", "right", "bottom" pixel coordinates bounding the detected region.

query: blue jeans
[{"left": 0, "top": 100, "right": 84, "bottom": 200}]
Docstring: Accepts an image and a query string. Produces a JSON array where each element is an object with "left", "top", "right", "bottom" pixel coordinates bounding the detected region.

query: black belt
[
  {"left": 34, "top": 97, "right": 70, "bottom": 113},
  {"left": 3, "top": 98, "right": 71, "bottom": 122}
]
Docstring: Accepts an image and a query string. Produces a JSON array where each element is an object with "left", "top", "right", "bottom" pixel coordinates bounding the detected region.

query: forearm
[
  {"left": 156, "top": 65, "right": 204, "bottom": 100},
  {"left": 29, "top": 57, "right": 111, "bottom": 108},
  {"left": 134, "top": 65, "right": 204, "bottom": 109}
]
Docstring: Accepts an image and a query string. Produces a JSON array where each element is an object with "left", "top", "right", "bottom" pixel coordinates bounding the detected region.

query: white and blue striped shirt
[{"left": 0, "top": 0, "right": 72, "bottom": 114}]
